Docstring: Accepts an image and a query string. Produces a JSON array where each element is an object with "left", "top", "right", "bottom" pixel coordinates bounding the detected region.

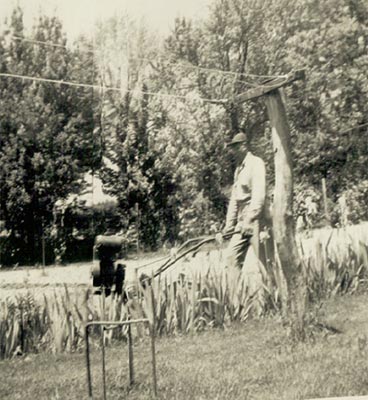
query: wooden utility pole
[
  {"left": 41, "top": 217, "right": 46, "bottom": 268},
  {"left": 321, "top": 178, "right": 330, "bottom": 225},
  {"left": 135, "top": 202, "right": 140, "bottom": 255},
  {"left": 234, "top": 70, "right": 307, "bottom": 336}
]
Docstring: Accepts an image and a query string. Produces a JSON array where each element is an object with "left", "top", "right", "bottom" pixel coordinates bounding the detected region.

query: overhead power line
[
  {"left": 10, "top": 34, "right": 68, "bottom": 50},
  {"left": 0, "top": 72, "right": 227, "bottom": 104},
  {"left": 8, "top": 34, "right": 285, "bottom": 82},
  {"left": 339, "top": 122, "right": 368, "bottom": 135}
]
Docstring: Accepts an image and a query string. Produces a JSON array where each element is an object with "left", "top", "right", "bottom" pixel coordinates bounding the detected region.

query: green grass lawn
[{"left": 1, "top": 292, "right": 368, "bottom": 400}]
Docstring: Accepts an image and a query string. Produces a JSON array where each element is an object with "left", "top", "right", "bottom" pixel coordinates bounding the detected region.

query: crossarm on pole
[{"left": 235, "top": 69, "right": 305, "bottom": 103}]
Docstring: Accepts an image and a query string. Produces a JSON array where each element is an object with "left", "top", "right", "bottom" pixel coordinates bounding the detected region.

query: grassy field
[
  {"left": 0, "top": 223, "right": 367, "bottom": 399},
  {"left": 1, "top": 290, "right": 368, "bottom": 400}
]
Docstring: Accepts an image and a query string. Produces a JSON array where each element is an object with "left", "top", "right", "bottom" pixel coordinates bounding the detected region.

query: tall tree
[
  {"left": 95, "top": 16, "right": 179, "bottom": 248},
  {"left": 0, "top": 9, "right": 100, "bottom": 264}
]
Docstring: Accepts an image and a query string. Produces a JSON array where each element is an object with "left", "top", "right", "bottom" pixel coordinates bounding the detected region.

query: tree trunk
[{"left": 264, "top": 89, "right": 307, "bottom": 338}]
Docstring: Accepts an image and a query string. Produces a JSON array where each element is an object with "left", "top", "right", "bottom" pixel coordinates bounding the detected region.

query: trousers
[{"left": 225, "top": 233, "right": 252, "bottom": 270}]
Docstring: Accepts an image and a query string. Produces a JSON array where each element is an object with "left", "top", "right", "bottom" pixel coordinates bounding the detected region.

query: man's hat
[{"left": 226, "top": 132, "right": 248, "bottom": 147}]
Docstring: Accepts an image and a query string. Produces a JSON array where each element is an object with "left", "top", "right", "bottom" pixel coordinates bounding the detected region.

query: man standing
[{"left": 221, "top": 131, "right": 267, "bottom": 270}]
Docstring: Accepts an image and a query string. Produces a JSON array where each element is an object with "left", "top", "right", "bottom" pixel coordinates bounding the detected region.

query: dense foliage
[
  {"left": 0, "top": 0, "right": 367, "bottom": 265},
  {"left": 0, "top": 9, "right": 102, "bottom": 264}
]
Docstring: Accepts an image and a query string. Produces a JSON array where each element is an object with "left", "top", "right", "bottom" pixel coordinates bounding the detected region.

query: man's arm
[{"left": 224, "top": 184, "right": 238, "bottom": 233}]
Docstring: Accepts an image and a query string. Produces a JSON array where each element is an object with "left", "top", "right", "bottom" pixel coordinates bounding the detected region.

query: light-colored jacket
[{"left": 224, "top": 151, "right": 266, "bottom": 232}]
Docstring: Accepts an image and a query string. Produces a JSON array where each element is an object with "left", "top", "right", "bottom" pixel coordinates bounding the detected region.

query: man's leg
[
  {"left": 226, "top": 233, "right": 251, "bottom": 270},
  {"left": 224, "top": 233, "right": 252, "bottom": 307}
]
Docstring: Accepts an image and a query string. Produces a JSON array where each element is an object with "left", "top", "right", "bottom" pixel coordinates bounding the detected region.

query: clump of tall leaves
[
  {"left": 2, "top": 221, "right": 367, "bottom": 359},
  {"left": 0, "top": 269, "right": 255, "bottom": 359},
  {"left": 0, "top": 293, "right": 48, "bottom": 358}
]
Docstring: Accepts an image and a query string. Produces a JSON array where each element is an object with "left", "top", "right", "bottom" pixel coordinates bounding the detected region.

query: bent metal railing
[{"left": 85, "top": 318, "right": 157, "bottom": 400}]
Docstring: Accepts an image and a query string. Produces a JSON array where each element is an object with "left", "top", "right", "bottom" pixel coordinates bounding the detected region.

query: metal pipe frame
[{"left": 85, "top": 318, "right": 157, "bottom": 400}]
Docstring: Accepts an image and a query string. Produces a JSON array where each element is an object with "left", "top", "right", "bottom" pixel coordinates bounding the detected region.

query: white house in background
[
  {"left": 77, "top": 172, "right": 117, "bottom": 207},
  {"left": 78, "top": 157, "right": 120, "bottom": 206},
  {"left": 55, "top": 171, "right": 117, "bottom": 211}
]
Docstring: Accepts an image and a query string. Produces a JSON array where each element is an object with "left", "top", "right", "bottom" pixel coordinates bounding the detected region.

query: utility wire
[
  {"left": 337, "top": 122, "right": 368, "bottom": 136},
  {"left": 7, "top": 34, "right": 285, "bottom": 81},
  {"left": 0, "top": 72, "right": 227, "bottom": 104},
  {"left": 2, "top": 36, "right": 300, "bottom": 102},
  {"left": 9, "top": 34, "right": 68, "bottom": 50},
  {"left": 91, "top": 34, "right": 96, "bottom": 229},
  {"left": 137, "top": 54, "right": 284, "bottom": 81}
]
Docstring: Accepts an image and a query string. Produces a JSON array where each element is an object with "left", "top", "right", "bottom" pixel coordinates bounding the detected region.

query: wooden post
[
  {"left": 321, "top": 178, "right": 330, "bottom": 225},
  {"left": 149, "top": 286, "right": 158, "bottom": 397},
  {"left": 234, "top": 69, "right": 307, "bottom": 336},
  {"left": 41, "top": 221, "right": 46, "bottom": 268},
  {"left": 264, "top": 89, "right": 306, "bottom": 335},
  {"left": 127, "top": 323, "right": 134, "bottom": 386},
  {"left": 135, "top": 202, "right": 140, "bottom": 256}
]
